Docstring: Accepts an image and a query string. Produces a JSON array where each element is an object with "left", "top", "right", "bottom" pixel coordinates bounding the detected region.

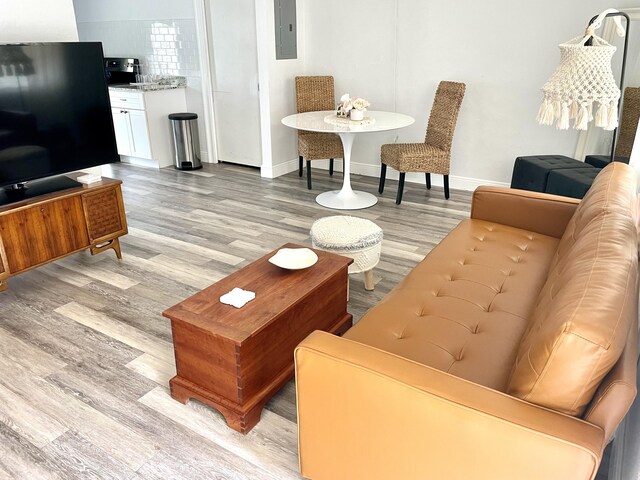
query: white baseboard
[
  {"left": 119, "top": 155, "right": 160, "bottom": 169},
  {"left": 350, "top": 161, "right": 509, "bottom": 191},
  {"left": 121, "top": 152, "right": 214, "bottom": 168},
  {"left": 262, "top": 157, "right": 299, "bottom": 178},
  {"left": 266, "top": 157, "right": 509, "bottom": 191},
  {"left": 200, "top": 150, "right": 214, "bottom": 164}
]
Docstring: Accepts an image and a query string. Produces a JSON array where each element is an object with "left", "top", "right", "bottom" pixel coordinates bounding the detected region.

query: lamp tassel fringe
[{"left": 537, "top": 97, "right": 619, "bottom": 131}]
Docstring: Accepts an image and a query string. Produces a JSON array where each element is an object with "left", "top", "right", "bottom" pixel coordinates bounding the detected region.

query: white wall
[
  {"left": 260, "top": 0, "right": 305, "bottom": 177},
  {"left": 264, "top": 0, "right": 640, "bottom": 188},
  {"left": 72, "top": 0, "right": 194, "bottom": 22},
  {"left": 0, "top": 0, "right": 78, "bottom": 42}
]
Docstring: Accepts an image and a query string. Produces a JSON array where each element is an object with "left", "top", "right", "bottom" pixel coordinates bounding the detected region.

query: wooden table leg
[
  {"left": 169, "top": 376, "right": 267, "bottom": 434},
  {"left": 364, "top": 270, "right": 375, "bottom": 291},
  {"left": 90, "top": 237, "right": 123, "bottom": 259}
]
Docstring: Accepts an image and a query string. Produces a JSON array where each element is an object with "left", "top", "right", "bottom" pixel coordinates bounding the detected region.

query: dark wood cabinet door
[
  {"left": 0, "top": 196, "right": 89, "bottom": 273},
  {"left": 46, "top": 196, "right": 91, "bottom": 257}
]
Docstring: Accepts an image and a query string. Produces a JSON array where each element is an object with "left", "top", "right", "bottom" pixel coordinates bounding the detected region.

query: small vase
[{"left": 350, "top": 109, "right": 364, "bottom": 121}]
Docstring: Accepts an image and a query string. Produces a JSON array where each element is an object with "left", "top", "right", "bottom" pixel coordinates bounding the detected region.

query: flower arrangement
[{"left": 337, "top": 93, "right": 370, "bottom": 119}]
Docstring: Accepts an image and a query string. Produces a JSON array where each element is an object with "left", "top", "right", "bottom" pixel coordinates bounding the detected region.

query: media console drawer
[{"left": 0, "top": 177, "right": 128, "bottom": 292}]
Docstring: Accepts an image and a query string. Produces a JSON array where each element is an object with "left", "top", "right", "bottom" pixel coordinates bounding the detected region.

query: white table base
[
  {"left": 316, "top": 190, "right": 378, "bottom": 210},
  {"left": 315, "top": 131, "right": 379, "bottom": 210}
]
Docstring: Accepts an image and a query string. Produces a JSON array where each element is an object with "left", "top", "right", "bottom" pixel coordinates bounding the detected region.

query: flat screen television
[{"left": 0, "top": 42, "right": 118, "bottom": 197}]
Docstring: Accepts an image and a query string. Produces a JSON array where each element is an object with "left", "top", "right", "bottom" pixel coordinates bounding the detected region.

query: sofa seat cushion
[
  {"left": 508, "top": 163, "right": 638, "bottom": 416},
  {"left": 344, "top": 218, "right": 560, "bottom": 391}
]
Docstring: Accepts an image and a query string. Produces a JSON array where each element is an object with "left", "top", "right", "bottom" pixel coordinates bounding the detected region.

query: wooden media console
[{"left": 0, "top": 176, "right": 127, "bottom": 291}]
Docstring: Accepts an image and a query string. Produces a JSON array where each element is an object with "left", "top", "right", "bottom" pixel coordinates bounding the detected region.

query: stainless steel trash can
[{"left": 169, "top": 113, "right": 202, "bottom": 170}]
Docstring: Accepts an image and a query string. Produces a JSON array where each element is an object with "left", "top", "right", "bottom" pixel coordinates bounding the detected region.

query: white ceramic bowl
[{"left": 268, "top": 248, "right": 318, "bottom": 270}]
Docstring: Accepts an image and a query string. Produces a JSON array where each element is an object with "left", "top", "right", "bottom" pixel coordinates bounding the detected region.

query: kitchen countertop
[{"left": 108, "top": 84, "right": 186, "bottom": 92}]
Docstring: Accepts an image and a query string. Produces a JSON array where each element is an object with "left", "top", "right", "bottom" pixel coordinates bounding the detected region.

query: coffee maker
[{"left": 104, "top": 57, "right": 140, "bottom": 85}]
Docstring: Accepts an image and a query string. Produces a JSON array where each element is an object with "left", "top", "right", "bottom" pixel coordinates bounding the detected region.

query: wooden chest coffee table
[{"left": 162, "top": 243, "right": 352, "bottom": 433}]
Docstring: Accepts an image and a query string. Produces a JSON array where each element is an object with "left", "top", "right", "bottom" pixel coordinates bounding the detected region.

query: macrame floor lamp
[{"left": 537, "top": 9, "right": 630, "bottom": 162}]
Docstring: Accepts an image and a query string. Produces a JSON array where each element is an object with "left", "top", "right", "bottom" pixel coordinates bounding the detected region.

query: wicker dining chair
[
  {"left": 379, "top": 81, "right": 466, "bottom": 204},
  {"left": 295, "top": 76, "right": 343, "bottom": 189}
]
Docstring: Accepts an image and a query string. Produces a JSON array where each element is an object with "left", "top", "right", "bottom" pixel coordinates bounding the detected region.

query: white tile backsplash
[{"left": 76, "top": 18, "right": 200, "bottom": 80}]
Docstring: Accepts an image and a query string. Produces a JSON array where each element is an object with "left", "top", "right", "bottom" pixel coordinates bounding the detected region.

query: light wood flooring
[{"left": 0, "top": 162, "right": 610, "bottom": 479}]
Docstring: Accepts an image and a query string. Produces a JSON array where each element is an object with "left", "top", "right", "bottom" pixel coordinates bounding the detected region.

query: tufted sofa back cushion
[{"left": 508, "top": 163, "right": 638, "bottom": 416}]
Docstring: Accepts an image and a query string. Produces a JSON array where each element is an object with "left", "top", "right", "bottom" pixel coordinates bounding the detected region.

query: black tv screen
[{"left": 0, "top": 42, "right": 118, "bottom": 187}]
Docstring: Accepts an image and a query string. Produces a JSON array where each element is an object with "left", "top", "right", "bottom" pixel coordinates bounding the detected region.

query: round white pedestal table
[{"left": 281, "top": 111, "right": 414, "bottom": 210}]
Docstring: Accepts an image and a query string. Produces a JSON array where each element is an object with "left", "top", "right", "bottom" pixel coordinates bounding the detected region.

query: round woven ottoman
[{"left": 310, "top": 216, "right": 383, "bottom": 291}]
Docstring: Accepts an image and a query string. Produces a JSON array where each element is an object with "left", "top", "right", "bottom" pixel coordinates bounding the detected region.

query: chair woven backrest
[
  {"left": 295, "top": 76, "right": 336, "bottom": 113},
  {"left": 424, "top": 81, "right": 466, "bottom": 153},
  {"left": 615, "top": 87, "right": 640, "bottom": 158}
]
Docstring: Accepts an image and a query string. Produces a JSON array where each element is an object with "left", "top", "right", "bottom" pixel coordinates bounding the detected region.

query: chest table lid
[{"left": 162, "top": 243, "right": 352, "bottom": 343}]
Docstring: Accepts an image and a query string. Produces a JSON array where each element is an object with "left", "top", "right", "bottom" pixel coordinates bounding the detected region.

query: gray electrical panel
[{"left": 275, "top": 0, "right": 297, "bottom": 60}]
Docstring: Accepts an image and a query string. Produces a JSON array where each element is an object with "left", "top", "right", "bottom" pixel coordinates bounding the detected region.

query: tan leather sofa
[{"left": 295, "top": 162, "right": 639, "bottom": 480}]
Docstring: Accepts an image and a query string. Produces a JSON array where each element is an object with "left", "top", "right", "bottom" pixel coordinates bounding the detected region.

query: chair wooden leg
[
  {"left": 378, "top": 163, "right": 387, "bottom": 193},
  {"left": 444, "top": 175, "right": 450, "bottom": 199},
  {"left": 299, "top": 156, "right": 303, "bottom": 177},
  {"left": 329, "top": 159, "right": 334, "bottom": 176},
  {"left": 425, "top": 173, "right": 431, "bottom": 189},
  {"left": 307, "top": 160, "right": 312, "bottom": 190},
  {"left": 396, "top": 173, "right": 405, "bottom": 205},
  {"left": 364, "top": 270, "right": 375, "bottom": 291}
]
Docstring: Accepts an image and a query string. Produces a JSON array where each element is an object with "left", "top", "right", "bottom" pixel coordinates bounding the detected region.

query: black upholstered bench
[
  {"left": 511, "top": 155, "right": 592, "bottom": 193},
  {"left": 545, "top": 168, "right": 601, "bottom": 199},
  {"left": 584, "top": 155, "right": 629, "bottom": 169}
]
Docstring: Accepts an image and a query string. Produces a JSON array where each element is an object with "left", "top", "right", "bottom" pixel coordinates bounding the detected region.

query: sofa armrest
[
  {"left": 295, "top": 331, "right": 605, "bottom": 480},
  {"left": 471, "top": 186, "right": 580, "bottom": 238}
]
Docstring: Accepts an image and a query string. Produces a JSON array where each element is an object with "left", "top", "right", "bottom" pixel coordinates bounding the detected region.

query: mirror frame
[{"left": 574, "top": 7, "right": 640, "bottom": 161}]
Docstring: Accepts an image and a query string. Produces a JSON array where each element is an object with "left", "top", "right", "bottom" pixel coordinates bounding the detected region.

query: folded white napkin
[{"left": 219, "top": 287, "right": 256, "bottom": 308}]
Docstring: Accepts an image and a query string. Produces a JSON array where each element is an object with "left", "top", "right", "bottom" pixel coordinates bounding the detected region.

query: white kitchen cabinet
[
  {"left": 127, "top": 109, "right": 152, "bottom": 159},
  {"left": 111, "top": 107, "right": 132, "bottom": 156},
  {"left": 111, "top": 107, "right": 151, "bottom": 159},
  {"left": 109, "top": 87, "right": 188, "bottom": 168}
]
